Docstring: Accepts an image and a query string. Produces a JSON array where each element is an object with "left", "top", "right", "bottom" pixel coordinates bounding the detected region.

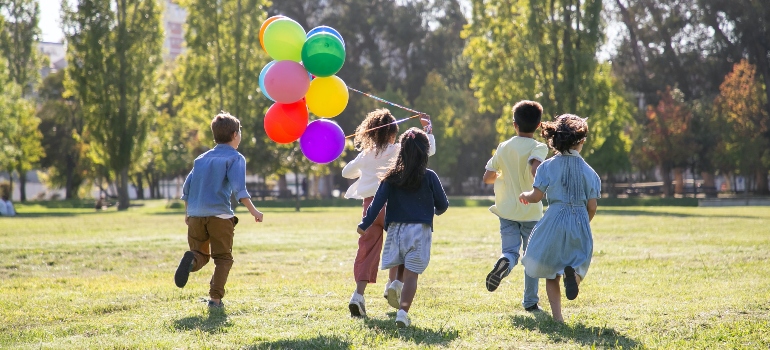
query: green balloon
[
  {"left": 263, "top": 18, "right": 306, "bottom": 62},
  {"left": 301, "top": 33, "right": 346, "bottom": 77}
]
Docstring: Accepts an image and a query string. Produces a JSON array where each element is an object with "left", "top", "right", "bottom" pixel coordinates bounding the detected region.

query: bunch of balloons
[{"left": 259, "top": 15, "right": 348, "bottom": 164}]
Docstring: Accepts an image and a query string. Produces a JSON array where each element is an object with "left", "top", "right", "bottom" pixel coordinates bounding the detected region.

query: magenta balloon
[
  {"left": 263, "top": 60, "right": 311, "bottom": 103},
  {"left": 300, "top": 119, "right": 345, "bottom": 164}
]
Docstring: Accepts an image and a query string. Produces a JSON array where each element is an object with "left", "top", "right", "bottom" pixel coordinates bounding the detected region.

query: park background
[
  {"left": 1, "top": 0, "right": 770, "bottom": 349},
  {"left": 1, "top": 0, "right": 769, "bottom": 207}
]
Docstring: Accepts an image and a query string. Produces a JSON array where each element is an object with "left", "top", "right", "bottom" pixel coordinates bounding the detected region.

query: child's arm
[
  {"left": 341, "top": 152, "right": 364, "bottom": 179},
  {"left": 430, "top": 171, "right": 449, "bottom": 215},
  {"left": 358, "top": 182, "right": 389, "bottom": 234},
  {"left": 483, "top": 170, "right": 497, "bottom": 184},
  {"left": 587, "top": 198, "right": 597, "bottom": 222},
  {"left": 529, "top": 159, "right": 542, "bottom": 178},
  {"left": 420, "top": 115, "right": 437, "bottom": 156},
  {"left": 240, "top": 197, "right": 264, "bottom": 223},
  {"left": 519, "top": 188, "right": 544, "bottom": 204}
]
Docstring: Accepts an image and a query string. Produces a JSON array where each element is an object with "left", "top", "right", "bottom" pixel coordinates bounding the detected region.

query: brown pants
[
  {"left": 354, "top": 197, "right": 386, "bottom": 283},
  {"left": 187, "top": 216, "right": 238, "bottom": 300}
]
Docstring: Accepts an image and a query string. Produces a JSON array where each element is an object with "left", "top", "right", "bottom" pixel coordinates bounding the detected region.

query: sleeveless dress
[{"left": 522, "top": 150, "right": 601, "bottom": 279}]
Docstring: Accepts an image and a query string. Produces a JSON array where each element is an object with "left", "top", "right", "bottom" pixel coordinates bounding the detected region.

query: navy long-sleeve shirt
[{"left": 358, "top": 169, "right": 449, "bottom": 231}]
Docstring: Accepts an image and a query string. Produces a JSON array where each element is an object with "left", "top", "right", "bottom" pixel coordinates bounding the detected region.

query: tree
[
  {"left": 37, "top": 70, "right": 90, "bottom": 199},
  {"left": 0, "top": 0, "right": 41, "bottom": 96},
  {"left": 714, "top": 60, "right": 769, "bottom": 194},
  {"left": 177, "top": 0, "right": 273, "bottom": 177},
  {"left": 63, "top": 0, "right": 163, "bottom": 209},
  {"left": 637, "top": 87, "right": 696, "bottom": 196}
]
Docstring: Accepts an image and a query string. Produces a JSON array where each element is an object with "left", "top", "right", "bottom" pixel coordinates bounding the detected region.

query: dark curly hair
[
  {"left": 354, "top": 108, "right": 398, "bottom": 156},
  {"left": 381, "top": 128, "right": 430, "bottom": 191},
  {"left": 540, "top": 114, "right": 589, "bottom": 154}
]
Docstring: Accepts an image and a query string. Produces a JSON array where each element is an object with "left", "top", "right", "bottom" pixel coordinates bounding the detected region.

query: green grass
[{"left": 2, "top": 200, "right": 769, "bottom": 349}]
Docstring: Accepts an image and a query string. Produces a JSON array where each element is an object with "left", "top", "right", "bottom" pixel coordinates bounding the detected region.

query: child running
[
  {"left": 519, "top": 114, "right": 601, "bottom": 323},
  {"left": 357, "top": 127, "right": 448, "bottom": 328},
  {"left": 342, "top": 109, "right": 435, "bottom": 317},
  {"left": 482, "top": 100, "right": 548, "bottom": 312},
  {"left": 174, "top": 112, "right": 264, "bottom": 309}
]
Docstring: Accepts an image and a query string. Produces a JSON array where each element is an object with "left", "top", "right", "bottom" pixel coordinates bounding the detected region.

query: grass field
[{"left": 2, "top": 200, "right": 769, "bottom": 349}]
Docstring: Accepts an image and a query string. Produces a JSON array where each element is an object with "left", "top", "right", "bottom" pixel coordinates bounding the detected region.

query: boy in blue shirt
[{"left": 174, "top": 112, "right": 264, "bottom": 309}]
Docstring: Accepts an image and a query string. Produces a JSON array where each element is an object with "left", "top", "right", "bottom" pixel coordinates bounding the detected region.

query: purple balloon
[
  {"left": 263, "top": 60, "right": 310, "bottom": 104},
  {"left": 300, "top": 119, "right": 345, "bottom": 164}
]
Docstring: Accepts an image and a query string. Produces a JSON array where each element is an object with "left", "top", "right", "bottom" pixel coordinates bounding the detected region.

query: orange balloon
[{"left": 260, "top": 15, "right": 286, "bottom": 52}]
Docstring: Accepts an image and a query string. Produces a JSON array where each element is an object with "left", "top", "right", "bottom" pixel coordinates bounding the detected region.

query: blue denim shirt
[{"left": 181, "top": 144, "right": 251, "bottom": 217}]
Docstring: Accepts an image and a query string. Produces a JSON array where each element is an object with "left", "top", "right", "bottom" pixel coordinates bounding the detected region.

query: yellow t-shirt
[{"left": 486, "top": 136, "right": 548, "bottom": 221}]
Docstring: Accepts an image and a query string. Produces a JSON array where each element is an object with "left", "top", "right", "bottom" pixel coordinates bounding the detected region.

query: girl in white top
[{"left": 343, "top": 108, "right": 435, "bottom": 317}]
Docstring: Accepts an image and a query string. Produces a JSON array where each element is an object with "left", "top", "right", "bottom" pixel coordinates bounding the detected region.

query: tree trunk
[
  {"left": 673, "top": 167, "right": 684, "bottom": 195},
  {"left": 278, "top": 174, "right": 288, "bottom": 198},
  {"left": 294, "top": 168, "right": 300, "bottom": 212},
  {"left": 65, "top": 156, "right": 76, "bottom": 199},
  {"left": 117, "top": 167, "right": 130, "bottom": 210},
  {"left": 701, "top": 171, "right": 716, "bottom": 198},
  {"left": 18, "top": 169, "right": 27, "bottom": 202},
  {"left": 134, "top": 174, "right": 145, "bottom": 200},
  {"left": 756, "top": 168, "right": 769, "bottom": 195}
]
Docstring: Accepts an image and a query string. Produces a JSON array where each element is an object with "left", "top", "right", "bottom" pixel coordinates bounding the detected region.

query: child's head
[
  {"left": 382, "top": 127, "right": 430, "bottom": 190},
  {"left": 540, "top": 114, "right": 588, "bottom": 154},
  {"left": 512, "top": 100, "right": 543, "bottom": 133},
  {"left": 211, "top": 112, "right": 241, "bottom": 144},
  {"left": 354, "top": 108, "right": 398, "bottom": 155}
]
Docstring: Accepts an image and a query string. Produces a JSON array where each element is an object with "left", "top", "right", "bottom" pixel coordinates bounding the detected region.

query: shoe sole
[
  {"left": 174, "top": 251, "right": 194, "bottom": 288},
  {"left": 564, "top": 266, "right": 579, "bottom": 300},
  {"left": 396, "top": 320, "right": 408, "bottom": 328},
  {"left": 387, "top": 287, "right": 400, "bottom": 309},
  {"left": 485, "top": 258, "right": 510, "bottom": 292},
  {"left": 348, "top": 303, "right": 365, "bottom": 317}
]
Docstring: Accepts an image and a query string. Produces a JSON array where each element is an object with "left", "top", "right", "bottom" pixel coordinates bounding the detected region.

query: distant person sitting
[
  {"left": 0, "top": 195, "right": 16, "bottom": 217},
  {"left": 95, "top": 193, "right": 109, "bottom": 210}
]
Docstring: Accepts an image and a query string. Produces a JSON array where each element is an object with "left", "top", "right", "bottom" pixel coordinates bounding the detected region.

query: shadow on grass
[
  {"left": 598, "top": 209, "right": 760, "bottom": 219},
  {"left": 510, "top": 314, "right": 640, "bottom": 348},
  {"left": 247, "top": 335, "right": 352, "bottom": 350},
  {"left": 361, "top": 314, "right": 458, "bottom": 346},
  {"left": 173, "top": 310, "right": 232, "bottom": 334}
]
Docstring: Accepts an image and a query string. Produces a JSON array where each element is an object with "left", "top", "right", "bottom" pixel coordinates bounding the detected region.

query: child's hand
[
  {"left": 252, "top": 210, "right": 264, "bottom": 223},
  {"left": 185, "top": 215, "right": 189, "bottom": 225},
  {"left": 419, "top": 114, "right": 432, "bottom": 134},
  {"left": 357, "top": 227, "right": 365, "bottom": 235},
  {"left": 519, "top": 193, "right": 530, "bottom": 205}
]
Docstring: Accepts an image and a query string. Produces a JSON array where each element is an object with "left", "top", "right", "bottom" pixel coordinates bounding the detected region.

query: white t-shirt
[{"left": 342, "top": 134, "right": 436, "bottom": 199}]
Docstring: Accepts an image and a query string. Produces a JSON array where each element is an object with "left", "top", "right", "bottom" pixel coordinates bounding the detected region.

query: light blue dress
[{"left": 522, "top": 150, "right": 601, "bottom": 279}]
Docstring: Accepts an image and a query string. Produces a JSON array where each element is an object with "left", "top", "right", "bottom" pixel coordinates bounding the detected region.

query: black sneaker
[
  {"left": 564, "top": 266, "right": 579, "bottom": 300},
  {"left": 174, "top": 251, "right": 195, "bottom": 288},
  {"left": 524, "top": 304, "right": 543, "bottom": 312},
  {"left": 485, "top": 257, "right": 510, "bottom": 292}
]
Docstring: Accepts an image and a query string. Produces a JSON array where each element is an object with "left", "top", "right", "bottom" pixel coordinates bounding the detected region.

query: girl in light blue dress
[{"left": 519, "top": 114, "right": 601, "bottom": 323}]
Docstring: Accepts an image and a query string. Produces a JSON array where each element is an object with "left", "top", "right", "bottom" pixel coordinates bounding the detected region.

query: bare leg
[
  {"left": 389, "top": 267, "right": 398, "bottom": 283},
  {"left": 355, "top": 280, "right": 368, "bottom": 295},
  {"left": 396, "top": 265, "right": 405, "bottom": 281},
  {"left": 546, "top": 277, "right": 563, "bottom": 323},
  {"left": 399, "top": 268, "right": 419, "bottom": 312}
]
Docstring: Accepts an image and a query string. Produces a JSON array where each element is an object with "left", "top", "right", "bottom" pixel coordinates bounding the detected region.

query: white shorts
[{"left": 381, "top": 223, "right": 433, "bottom": 274}]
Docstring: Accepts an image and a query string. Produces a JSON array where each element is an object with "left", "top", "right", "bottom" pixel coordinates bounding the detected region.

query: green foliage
[
  {"left": 36, "top": 70, "right": 90, "bottom": 199},
  {"left": 0, "top": 0, "right": 41, "bottom": 95},
  {"left": 63, "top": 0, "right": 164, "bottom": 209}
]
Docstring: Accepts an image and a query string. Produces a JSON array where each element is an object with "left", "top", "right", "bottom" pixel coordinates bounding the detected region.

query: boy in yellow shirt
[{"left": 482, "top": 100, "right": 548, "bottom": 312}]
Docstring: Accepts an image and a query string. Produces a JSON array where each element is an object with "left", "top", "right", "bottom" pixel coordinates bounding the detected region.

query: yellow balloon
[{"left": 305, "top": 76, "right": 349, "bottom": 118}]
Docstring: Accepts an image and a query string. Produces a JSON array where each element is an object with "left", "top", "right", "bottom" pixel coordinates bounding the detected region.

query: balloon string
[
  {"left": 345, "top": 115, "right": 420, "bottom": 139},
  {"left": 347, "top": 87, "right": 425, "bottom": 115}
]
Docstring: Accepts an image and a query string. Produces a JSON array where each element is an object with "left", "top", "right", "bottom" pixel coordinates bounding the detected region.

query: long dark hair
[
  {"left": 382, "top": 127, "right": 430, "bottom": 190},
  {"left": 540, "top": 114, "right": 589, "bottom": 154},
  {"left": 354, "top": 108, "right": 398, "bottom": 156}
]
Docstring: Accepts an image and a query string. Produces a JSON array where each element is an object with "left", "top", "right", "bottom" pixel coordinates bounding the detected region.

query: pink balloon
[{"left": 263, "top": 60, "right": 311, "bottom": 104}]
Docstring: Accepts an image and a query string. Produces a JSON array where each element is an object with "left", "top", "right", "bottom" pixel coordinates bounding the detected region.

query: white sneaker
[
  {"left": 383, "top": 280, "right": 391, "bottom": 299},
  {"left": 348, "top": 292, "right": 366, "bottom": 317},
  {"left": 395, "top": 309, "right": 410, "bottom": 328},
  {"left": 387, "top": 280, "right": 403, "bottom": 309}
]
